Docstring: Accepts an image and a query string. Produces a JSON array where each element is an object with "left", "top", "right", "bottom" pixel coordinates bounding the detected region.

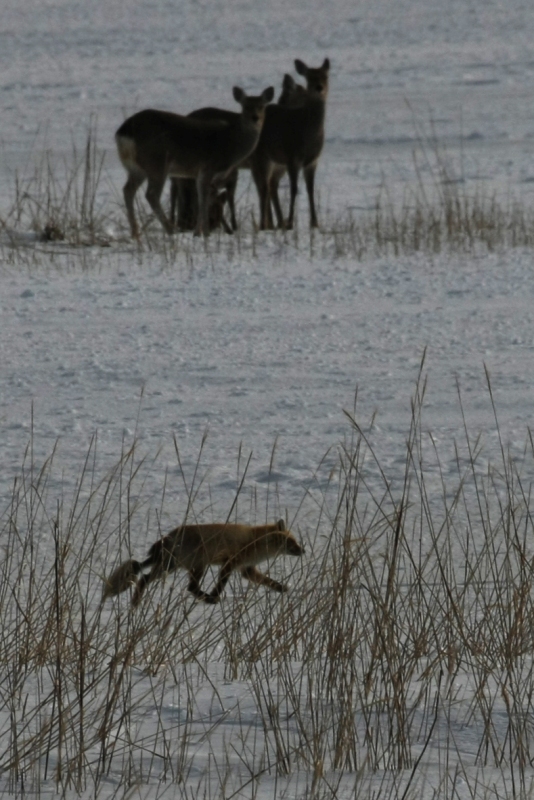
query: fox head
[
  {"left": 282, "top": 533, "right": 305, "bottom": 557},
  {"left": 264, "top": 526, "right": 304, "bottom": 558}
]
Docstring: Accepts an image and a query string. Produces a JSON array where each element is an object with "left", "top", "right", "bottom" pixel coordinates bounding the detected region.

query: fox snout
[{"left": 286, "top": 538, "right": 304, "bottom": 557}]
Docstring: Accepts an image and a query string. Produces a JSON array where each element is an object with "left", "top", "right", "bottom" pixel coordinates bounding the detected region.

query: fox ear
[
  {"left": 262, "top": 86, "right": 275, "bottom": 103},
  {"left": 277, "top": 519, "right": 286, "bottom": 531},
  {"left": 294, "top": 59, "right": 307, "bottom": 76},
  {"left": 322, "top": 58, "right": 330, "bottom": 71}
]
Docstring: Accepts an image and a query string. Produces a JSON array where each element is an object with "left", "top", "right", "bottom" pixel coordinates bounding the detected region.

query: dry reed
[{"left": 1, "top": 365, "right": 534, "bottom": 798}]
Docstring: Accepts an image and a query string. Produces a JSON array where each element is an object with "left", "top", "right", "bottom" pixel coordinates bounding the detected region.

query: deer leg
[
  {"left": 225, "top": 169, "right": 239, "bottom": 231},
  {"left": 123, "top": 171, "right": 145, "bottom": 239},
  {"left": 270, "top": 169, "right": 285, "bottom": 229},
  {"left": 216, "top": 192, "right": 234, "bottom": 235},
  {"left": 261, "top": 183, "right": 274, "bottom": 230},
  {"left": 172, "top": 178, "right": 196, "bottom": 230},
  {"left": 169, "top": 177, "right": 193, "bottom": 228},
  {"left": 265, "top": 180, "right": 276, "bottom": 229},
  {"left": 169, "top": 178, "right": 178, "bottom": 226},
  {"left": 241, "top": 566, "right": 288, "bottom": 594},
  {"left": 195, "top": 172, "right": 213, "bottom": 237},
  {"left": 251, "top": 160, "right": 274, "bottom": 231},
  {"left": 285, "top": 164, "right": 300, "bottom": 231},
  {"left": 303, "top": 163, "right": 319, "bottom": 228},
  {"left": 146, "top": 175, "right": 174, "bottom": 234}
]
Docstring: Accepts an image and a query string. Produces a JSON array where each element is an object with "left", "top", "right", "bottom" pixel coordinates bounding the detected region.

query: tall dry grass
[
  {"left": 1, "top": 122, "right": 534, "bottom": 262},
  {"left": 2, "top": 367, "right": 534, "bottom": 798}
]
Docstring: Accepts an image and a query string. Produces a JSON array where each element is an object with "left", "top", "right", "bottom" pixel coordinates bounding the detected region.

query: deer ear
[
  {"left": 233, "top": 86, "right": 245, "bottom": 104},
  {"left": 294, "top": 59, "right": 307, "bottom": 76},
  {"left": 322, "top": 58, "right": 330, "bottom": 71},
  {"left": 262, "top": 86, "right": 275, "bottom": 103},
  {"left": 283, "top": 74, "right": 296, "bottom": 90}
]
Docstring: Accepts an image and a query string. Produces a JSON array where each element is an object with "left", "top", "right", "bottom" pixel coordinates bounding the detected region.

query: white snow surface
[
  {"left": 2, "top": 248, "right": 534, "bottom": 519},
  {"left": 2, "top": 1, "right": 534, "bottom": 798}
]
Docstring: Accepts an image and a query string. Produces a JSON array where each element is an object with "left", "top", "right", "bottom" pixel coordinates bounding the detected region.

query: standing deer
[
  {"left": 102, "top": 519, "right": 304, "bottom": 606},
  {"left": 251, "top": 58, "right": 330, "bottom": 230},
  {"left": 170, "top": 72, "right": 309, "bottom": 232},
  {"left": 115, "top": 85, "right": 274, "bottom": 238},
  {"left": 169, "top": 104, "right": 242, "bottom": 233},
  {"left": 267, "top": 73, "right": 309, "bottom": 229}
]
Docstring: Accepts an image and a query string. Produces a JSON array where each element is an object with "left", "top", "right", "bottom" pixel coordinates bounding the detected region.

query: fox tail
[{"left": 102, "top": 558, "right": 144, "bottom": 601}]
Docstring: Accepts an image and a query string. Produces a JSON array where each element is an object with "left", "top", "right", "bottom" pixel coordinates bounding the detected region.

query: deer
[
  {"left": 169, "top": 72, "right": 309, "bottom": 233},
  {"left": 102, "top": 519, "right": 304, "bottom": 606},
  {"left": 171, "top": 181, "right": 234, "bottom": 234},
  {"left": 267, "top": 73, "right": 309, "bottom": 229},
  {"left": 250, "top": 58, "right": 330, "bottom": 230},
  {"left": 115, "top": 85, "right": 274, "bottom": 238}
]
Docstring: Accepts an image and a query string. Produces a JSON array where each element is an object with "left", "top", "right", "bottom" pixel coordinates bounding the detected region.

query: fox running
[{"left": 103, "top": 519, "right": 303, "bottom": 606}]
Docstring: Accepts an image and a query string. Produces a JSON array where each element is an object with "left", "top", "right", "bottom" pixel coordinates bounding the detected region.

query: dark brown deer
[
  {"left": 251, "top": 58, "right": 330, "bottom": 230},
  {"left": 169, "top": 71, "right": 312, "bottom": 232},
  {"left": 115, "top": 85, "right": 274, "bottom": 238},
  {"left": 171, "top": 181, "right": 233, "bottom": 234}
]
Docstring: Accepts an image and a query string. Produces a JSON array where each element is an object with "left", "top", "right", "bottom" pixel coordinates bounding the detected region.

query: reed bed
[
  {"left": 2, "top": 125, "right": 534, "bottom": 263},
  {"left": 2, "top": 369, "right": 534, "bottom": 798}
]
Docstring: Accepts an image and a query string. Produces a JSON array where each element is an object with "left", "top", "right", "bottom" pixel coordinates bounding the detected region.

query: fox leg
[
  {"left": 187, "top": 567, "right": 216, "bottom": 603},
  {"left": 132, "top": 573, "right": 152, "bottom": 606},
  {"left": 204, "top": 561, "right": 236, "bottom": 603},
  {"left": 131, "top": 554, "right": 168, "bottom": 606},
  {"left": 241, "top": 566, "right": 287, "bottom": 593}
]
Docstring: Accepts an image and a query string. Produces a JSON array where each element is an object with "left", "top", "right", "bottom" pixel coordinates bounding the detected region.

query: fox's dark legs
[
  {"left": 187, "top": 567, "right": 216, "bottom": 602},
  {"left": 132, "top": 573, "right": 151, "bottom": 606},
  {"left": 129, "top": 535, "right": 291, "bottom": 606},
  {"left": 131, "top": 556, "right": 165, "bottom": 606},
  {"left": 241, "top": 565, "right": 287, "bottom": 593},
  {"left": 186, "top": 562, "right": 232, "bottom": 604},
  {"left": 190, "top": 562, "right": 288, "bottom": 604},
  {"left": 131, "top": 548, "right": 172, "bottom": 606},
  {"left": 203, "top": 561, "right": 235, "bottom": 602},
  {"left": 131, "top": 560, "right": 231, "bottom": 605}
]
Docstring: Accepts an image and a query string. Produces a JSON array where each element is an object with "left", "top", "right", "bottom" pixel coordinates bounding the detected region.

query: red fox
[{"left": 103, "top": 519, "right": 303, "bottom": 606}]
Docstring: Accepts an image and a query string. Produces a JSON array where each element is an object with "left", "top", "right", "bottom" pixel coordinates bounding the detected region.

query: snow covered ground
[
  {"left": 2, "top": 247, "right": 534, "bottom": 521},
  {"left": 2, "top": 1, "right": 534, "bottom": 797}
]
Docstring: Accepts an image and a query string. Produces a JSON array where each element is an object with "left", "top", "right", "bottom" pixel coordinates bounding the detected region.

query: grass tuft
[{"left": 2, "top": 121, "right": 534, "bottom": 263}]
